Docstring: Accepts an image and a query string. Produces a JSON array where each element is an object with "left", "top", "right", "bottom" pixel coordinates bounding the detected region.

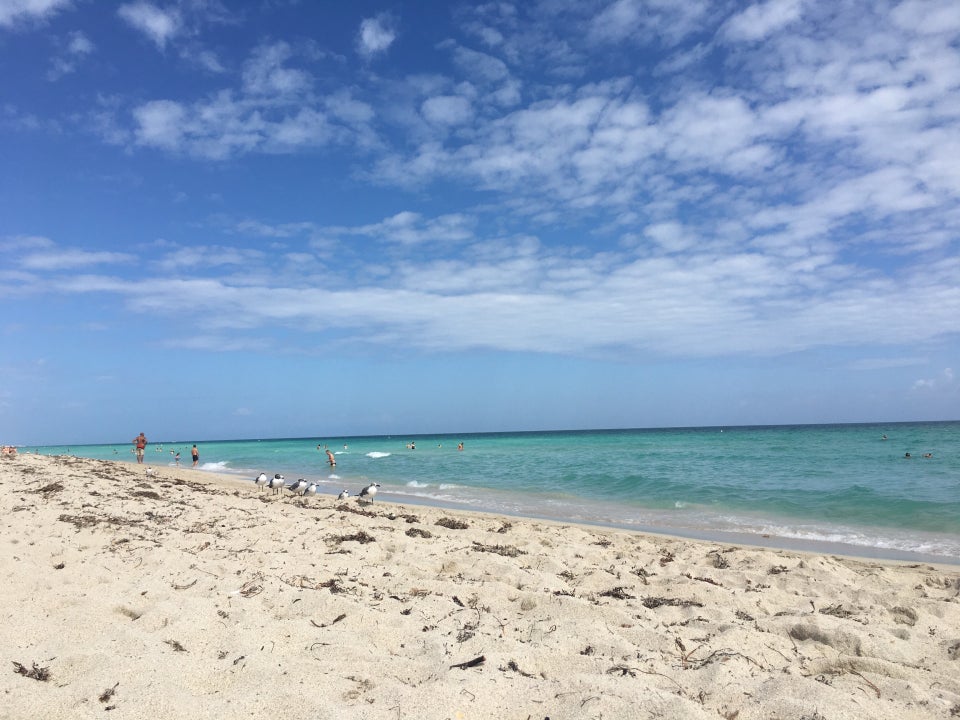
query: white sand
[{"left": 2, "top": 452, "right": 959, "bottom": 719}]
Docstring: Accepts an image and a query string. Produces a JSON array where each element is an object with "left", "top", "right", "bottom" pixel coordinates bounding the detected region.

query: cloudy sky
[{"left": 2, "top": 0, "right": 959, "bottom": 445}]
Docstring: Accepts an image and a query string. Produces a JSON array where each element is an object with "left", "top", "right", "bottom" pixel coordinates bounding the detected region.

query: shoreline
[
  {"left": 47, "top": 450, "right": 960, "bottom": 567},
  {"left": 3, "top": 452, "right": 960, "bottom": 718}
]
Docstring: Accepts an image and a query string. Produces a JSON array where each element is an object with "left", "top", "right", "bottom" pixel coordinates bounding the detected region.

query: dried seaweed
[
  {"left": 405, "top": 527, "right": 433, "bottom": 538},
  {"left": 501, "top": 660, "right": 535, "bottom": 677},
  {"left": 310, "top": 613, "right": 347, "bottom": 628},
  {"left": 449, "top": 655, "right": 485, "bottom": 670},
  {"left": 819, "top": 604, "right": 855, "bottom": 619},
  {"left": 600, "top": 587, "right": 636, "bottom": 600},
  {"left": 99, "top": 682, "right": 119, "bottom": 703},
  {"left": 471, "top": 541, "right": 524, "bottom": 557},
  {"left": 642, "top": 596, "right": 704, "bottom": 609},
  {"left": 164, "top": 640, "right": 187, "bottom": 652},
  {"left": 328, "top": 531, "right": 376, "bottom": 545},
  {"left": 12, "top": 661, "right": 50, "bottom": 681},
  {"left": 436, "top": 517, "right": 470, "bottom": 530},
  {"left": 34, "top": 482, "right": 64, "bottom": 495}
]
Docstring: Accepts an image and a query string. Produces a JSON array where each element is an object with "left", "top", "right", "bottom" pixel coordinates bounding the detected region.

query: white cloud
[
  {"left": 242, "top": 41, "right": 311, "bottom": 99},
  {"left": 891, "top": 0, "right": 960, "bottom": 35},
  {"left": 47, "top": 29, "right": 94, "bottom": 80},
  {"left": 357, "top": 13, "right": 397, "bottom": 58},
  {"left": 19, "top": 248, "right": 133, "bottom": 270},
  {"left": 913, "top": 368, "right": 956, "bottom": 391},
  {"left": 117, "top": 1, "right": 181, "bottom": 50},
  {"left": 421, "top": 95, "right": 473, "bottom": 126},
  {"left": 132, "top": 99, "right": 186, "bottom": 150},
  {"left": 0, "top": 0, "right": 71, "bottom": 27},
  {"left": 723, "top": 0, "right": 804, "bottom": 43}
]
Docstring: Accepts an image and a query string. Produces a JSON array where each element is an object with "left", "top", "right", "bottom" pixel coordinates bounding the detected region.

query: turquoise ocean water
[{"left": 31, "top": 422, "right": 960, "bottom": 563}]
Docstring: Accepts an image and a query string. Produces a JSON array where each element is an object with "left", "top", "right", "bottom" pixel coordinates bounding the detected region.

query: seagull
[
  {"left": 145, "top": 467, "right": 156, "bottom": 477},
  {"left": 358, "top": 483, "right": 381, "bottom": 503},
  {"left": 254, "top": 472, "right": 268, "bottom": 492},
  {"left": 268, "top": 473, "right": 285, "bottom": 495},
  {"left": 304, "top": 482, "right": 319, "bottom": 498},
  {"left": 337, "top": 489, "right": 350, "bottom": 501},
  {"left": 287, "top": 478, "right": 308, "bottom": 496}
]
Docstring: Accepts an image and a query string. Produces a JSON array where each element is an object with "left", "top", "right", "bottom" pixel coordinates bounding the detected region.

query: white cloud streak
[
  {"left": 0, "top": 0, "right": 71, "bottom": 27},
  {"left": 117, "top": 1, "right": 182, "bottom": 49}
]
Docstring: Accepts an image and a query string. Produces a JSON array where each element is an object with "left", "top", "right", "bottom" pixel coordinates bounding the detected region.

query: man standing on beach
[{"left": 133, "top": 432, "right": 147, "bottom": 464}]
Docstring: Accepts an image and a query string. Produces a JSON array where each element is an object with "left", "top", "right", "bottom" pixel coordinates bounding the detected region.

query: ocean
[{"left": 30, "top": 422, "right": 960, "bottom": 564}]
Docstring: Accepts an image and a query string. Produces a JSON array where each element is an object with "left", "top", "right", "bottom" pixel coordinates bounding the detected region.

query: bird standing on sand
[
  {"left": 287, "top": 478, "right": 308, "bottom": 496},
  {"left": 254, "top": 472, "right": 268, "bottom": 492},
  {"left": 268, "top": 474, "right": 285, "bottom": 495},
  {"left": 145, "top": 467, "right": 156, "bottom": 477},
  {"left": 304, "top": 482, "right": 318, "bottom": 497},
  {"left": 358, "top": 483, "right": 381, "bottom": 503},
  {"left": 337, "top": 489, "right": 350, "bottom": 501}
]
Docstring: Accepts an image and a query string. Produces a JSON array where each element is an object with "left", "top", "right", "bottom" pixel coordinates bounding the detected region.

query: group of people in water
[{"left": 132, "top": 433, "right": 199, "bottom": 467}]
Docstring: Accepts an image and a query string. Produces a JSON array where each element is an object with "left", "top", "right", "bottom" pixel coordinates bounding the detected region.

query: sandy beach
[{"left": 2, "top": 453, "right": 959, "bottom": 719}]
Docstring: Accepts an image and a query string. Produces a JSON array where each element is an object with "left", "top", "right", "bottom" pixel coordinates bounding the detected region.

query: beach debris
[
  {"left": 436, "top": 517, "right": 469, "bottom": 530},
  {"left": 819, "top": 604, "right": 856, "bottom": 619},
  {"left": 708, "top": 550, "right": 730, "bottom": 569},
  {"left": 449, "top": 655, "right": 485, "bottom": 670},
  {"left": 164, "top": 639, "right": 187, "bottom": 652},
  {"left": 327, "top": 531, "right": 376, "bottom": 545},
  {"left": 405, "top": 527, "right": 432, "bottom": 538},
  {"left": 631, "top": 567, "right": 654, "bottom": 585},
  {"left": 500, "top": 659, "right": 536, "bottom": 677},
  {"left": 34, "top": 482, "right": 64, "bottom": 495},
  {"left": 239, "top": 575, "right": 264, "bottom": 598},
  {"left": 98, "top": 682, "right": 119, "bottom": 703},
  {"left": 471, "top": 541, "right": 524, "bottom": 557},
  {"left": 600, "top": 586, "right": 636, "bottom": 600},
  {"left": 659, "top": 549, "right": 676, "bottom": 566},
  {"left": 769, "top": 564, "right": 789, "bottom": 574},
  {"left": 642, "top": 596, "right": 704, "bottom": 609},
  {"left": 683, "top": 572, "right": 724, "bottom": 587},
  {"left": 493, "top": 521, "right": 513, "bottom": 534},
  {"left": 358, "top": 483, "right": 381, "bottom": 503},
  {"left": 12, "top": 661, "right": 50, "bottom": 682},
  {"left": 310, "top": 613, "right": 347, "bottom": 628}
]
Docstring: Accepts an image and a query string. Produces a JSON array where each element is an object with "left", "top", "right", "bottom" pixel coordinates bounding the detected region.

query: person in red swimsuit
[{"left": 133, "top": 432, "right": 147, "bottom": 464}]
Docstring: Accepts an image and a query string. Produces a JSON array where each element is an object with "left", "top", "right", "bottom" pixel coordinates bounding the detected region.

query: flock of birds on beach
[
  {"left": 254, "top": 472, "right": 381, "bottom": 504},
  {"left": 143, "top": 466, "right": 382, "bottom": 503}
]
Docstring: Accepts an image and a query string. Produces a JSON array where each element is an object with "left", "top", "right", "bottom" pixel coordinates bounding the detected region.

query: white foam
[
  {"left": 200, "top": 461, "right": 230, "bottom": 471},
  {"left": 406, "top": 480, "right": 429, "bottom": 488},
  {"left": 366, "top": 451, "right": 391, "bottom": 459}
]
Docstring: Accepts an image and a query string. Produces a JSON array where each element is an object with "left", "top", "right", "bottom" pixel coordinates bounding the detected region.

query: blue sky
[{"left": 2, "top": 0, "right": 959, "bottom": 445}]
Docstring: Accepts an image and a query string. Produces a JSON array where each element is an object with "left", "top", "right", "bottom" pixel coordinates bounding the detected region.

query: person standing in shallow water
[
  {"left": 133, "top": 432, "right": 147, "bottom": 464},
  {"left": 191, "top": 444, "right": 199, "bottom": 467}
]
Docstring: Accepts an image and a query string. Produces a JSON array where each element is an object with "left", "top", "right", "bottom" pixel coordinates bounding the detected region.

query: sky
[{"left": 1, "top": 0, "right": 959, "bottom": 446}]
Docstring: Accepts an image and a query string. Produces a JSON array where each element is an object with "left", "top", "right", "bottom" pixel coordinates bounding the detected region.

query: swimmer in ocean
[{"left": 326, "top": 449, "right": 336, "bottom": 467}]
